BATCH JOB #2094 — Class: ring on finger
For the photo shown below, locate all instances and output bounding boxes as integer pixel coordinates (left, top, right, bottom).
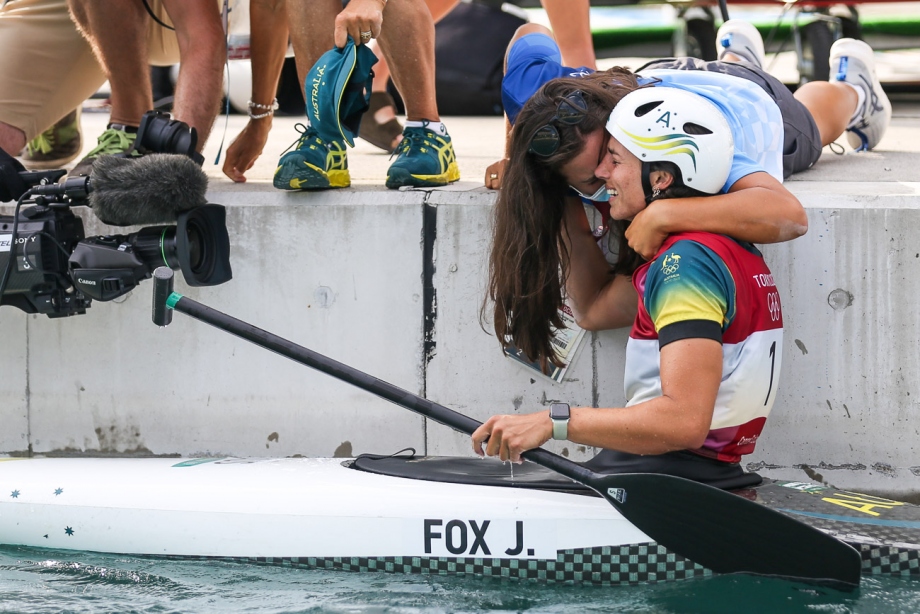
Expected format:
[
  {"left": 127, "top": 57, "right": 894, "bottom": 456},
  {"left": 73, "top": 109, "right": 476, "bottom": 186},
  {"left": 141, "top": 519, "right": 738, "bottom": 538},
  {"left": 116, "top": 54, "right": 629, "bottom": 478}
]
[
  {"left": 490, "top": 173, "right": 498, "bottom": 180},
  {"left": 360, "top": 30, "right": 372, "bottom": 43}
]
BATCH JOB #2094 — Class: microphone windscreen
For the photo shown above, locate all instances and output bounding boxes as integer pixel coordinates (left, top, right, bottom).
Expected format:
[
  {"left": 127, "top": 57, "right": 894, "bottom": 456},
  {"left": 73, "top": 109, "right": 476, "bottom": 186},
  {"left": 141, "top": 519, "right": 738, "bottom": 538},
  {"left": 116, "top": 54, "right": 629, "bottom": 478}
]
[{"left": 89, "top": 154, "right": 208, "bottom": 226}]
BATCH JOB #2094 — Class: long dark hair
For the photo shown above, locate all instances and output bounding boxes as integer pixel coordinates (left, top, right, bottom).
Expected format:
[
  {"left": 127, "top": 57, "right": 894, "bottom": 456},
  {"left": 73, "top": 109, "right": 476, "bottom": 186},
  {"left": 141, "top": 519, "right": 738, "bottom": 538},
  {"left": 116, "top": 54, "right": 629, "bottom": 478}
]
[{"left": 484, "top": 69, "right": 641, "bottom": 370}]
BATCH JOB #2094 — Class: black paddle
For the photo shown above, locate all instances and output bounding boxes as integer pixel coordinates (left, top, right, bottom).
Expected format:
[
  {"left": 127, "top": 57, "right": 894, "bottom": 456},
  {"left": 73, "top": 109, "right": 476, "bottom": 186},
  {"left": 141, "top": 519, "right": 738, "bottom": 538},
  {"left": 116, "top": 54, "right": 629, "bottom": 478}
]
[{"left": 151, "top": 268, "right": 861, "bottom": 586}]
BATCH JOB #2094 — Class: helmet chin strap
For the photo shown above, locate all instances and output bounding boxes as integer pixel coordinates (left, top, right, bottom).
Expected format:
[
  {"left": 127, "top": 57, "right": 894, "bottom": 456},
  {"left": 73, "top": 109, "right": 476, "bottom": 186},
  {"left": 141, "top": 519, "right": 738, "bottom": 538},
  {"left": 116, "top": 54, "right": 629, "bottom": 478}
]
[{"left": 641, "top": 163, "right": 655, "bottom": 204}]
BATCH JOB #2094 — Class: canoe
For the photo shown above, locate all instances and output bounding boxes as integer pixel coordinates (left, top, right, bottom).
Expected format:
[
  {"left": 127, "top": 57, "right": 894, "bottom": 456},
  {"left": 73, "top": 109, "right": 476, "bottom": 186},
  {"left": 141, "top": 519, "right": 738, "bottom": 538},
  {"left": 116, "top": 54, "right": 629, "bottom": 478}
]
[{"left": 1, "top": 455, "right": 918, "bottom": 584}]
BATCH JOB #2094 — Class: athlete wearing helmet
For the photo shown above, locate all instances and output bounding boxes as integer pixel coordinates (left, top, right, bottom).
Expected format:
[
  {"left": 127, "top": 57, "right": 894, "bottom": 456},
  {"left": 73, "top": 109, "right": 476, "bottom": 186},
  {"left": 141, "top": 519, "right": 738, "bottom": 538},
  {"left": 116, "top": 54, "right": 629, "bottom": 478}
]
[
  {"left": 473, "top": 20, "right": 889, "bottom": 481},
  {"left": 604, "top": 87, "right": 735, "bottom": 203},
  {"left": 472, "top": 78, "right": 787, "bottom": 485}
]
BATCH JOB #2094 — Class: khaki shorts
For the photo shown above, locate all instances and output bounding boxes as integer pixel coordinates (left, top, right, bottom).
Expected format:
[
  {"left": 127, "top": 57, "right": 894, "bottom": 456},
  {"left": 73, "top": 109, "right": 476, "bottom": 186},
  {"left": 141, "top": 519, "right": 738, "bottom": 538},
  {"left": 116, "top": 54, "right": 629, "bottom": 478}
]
[{"left": 0, "top": 0, "right": 183, "bottom": 141}]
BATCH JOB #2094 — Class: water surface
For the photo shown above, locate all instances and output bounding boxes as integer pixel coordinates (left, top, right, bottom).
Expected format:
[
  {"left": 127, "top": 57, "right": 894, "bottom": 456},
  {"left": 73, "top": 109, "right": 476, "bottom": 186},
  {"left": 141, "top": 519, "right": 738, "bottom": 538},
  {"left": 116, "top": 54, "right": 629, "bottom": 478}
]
[{"left": 0, "top": 545, "right": 918, "bottom": 613}]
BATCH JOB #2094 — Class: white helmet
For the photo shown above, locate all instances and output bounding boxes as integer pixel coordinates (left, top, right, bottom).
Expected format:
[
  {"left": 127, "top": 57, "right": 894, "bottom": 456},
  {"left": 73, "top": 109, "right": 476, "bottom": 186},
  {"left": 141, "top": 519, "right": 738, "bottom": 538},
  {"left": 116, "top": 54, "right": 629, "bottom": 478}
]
[{"left": 605, "top": 87, "right": 734, "bottom": 195}]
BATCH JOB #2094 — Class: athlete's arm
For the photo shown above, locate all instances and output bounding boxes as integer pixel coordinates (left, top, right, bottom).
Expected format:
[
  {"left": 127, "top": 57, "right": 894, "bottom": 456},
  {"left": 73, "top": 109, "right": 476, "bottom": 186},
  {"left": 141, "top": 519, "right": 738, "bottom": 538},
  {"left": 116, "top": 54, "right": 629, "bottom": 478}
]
[
  {"left": 624, "top": 171, "right": 808, "bottom": 260},
  {"left": 484, "top": 115, "right": 512, "bottom": 189},
  {"left": 222, "top": 0, "right": 289, "bottom": 182},
  {"left": 473, "top": 236, "right": 728, "bottom": 462},
  {"left": 471, "top": 337, "right": 722, "bottom": 462},
  {"left": 486, "top": 23, "right": 554, "bottom": 189},
  {"left": 560, "top": 196, "right": 637, "bottom": 331}
]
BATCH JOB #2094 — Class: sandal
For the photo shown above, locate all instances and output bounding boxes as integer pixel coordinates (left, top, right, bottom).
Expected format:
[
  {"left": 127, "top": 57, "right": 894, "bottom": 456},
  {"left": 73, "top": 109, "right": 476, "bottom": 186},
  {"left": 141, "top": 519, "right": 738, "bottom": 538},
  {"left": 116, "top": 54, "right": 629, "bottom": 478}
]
[{"left": 359, "top": 92, "right": 404, "bottom": 153}]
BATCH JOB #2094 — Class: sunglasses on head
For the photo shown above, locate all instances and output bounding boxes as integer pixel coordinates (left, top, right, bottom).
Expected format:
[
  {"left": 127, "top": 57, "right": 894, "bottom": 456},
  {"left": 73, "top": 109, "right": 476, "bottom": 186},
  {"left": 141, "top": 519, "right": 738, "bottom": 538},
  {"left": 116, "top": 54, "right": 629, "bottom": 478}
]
[{"left": 527, "top": 90, "right": 589, "bottom": 157}]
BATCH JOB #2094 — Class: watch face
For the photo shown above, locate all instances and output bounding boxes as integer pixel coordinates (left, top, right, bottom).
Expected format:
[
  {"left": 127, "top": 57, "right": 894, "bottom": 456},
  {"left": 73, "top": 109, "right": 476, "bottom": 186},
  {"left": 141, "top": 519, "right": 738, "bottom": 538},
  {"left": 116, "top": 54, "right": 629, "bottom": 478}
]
[{"left": 549, "top": 403, "right": 570, "bottom": 420}]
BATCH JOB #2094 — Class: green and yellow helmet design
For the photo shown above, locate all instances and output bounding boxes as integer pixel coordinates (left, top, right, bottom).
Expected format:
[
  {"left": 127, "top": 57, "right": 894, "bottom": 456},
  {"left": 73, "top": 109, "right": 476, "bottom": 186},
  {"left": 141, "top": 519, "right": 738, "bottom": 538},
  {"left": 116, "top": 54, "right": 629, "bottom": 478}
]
[{"left": 605, "top": 87, "right": 734, "bottom": 195}]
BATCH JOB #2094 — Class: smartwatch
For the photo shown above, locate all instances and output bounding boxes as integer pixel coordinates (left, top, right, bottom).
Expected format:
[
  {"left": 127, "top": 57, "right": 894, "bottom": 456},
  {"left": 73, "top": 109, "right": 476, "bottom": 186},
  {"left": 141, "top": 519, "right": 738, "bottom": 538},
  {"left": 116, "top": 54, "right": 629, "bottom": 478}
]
[{"left": 549, "top": 402, "right": 570, "bottom": 440}]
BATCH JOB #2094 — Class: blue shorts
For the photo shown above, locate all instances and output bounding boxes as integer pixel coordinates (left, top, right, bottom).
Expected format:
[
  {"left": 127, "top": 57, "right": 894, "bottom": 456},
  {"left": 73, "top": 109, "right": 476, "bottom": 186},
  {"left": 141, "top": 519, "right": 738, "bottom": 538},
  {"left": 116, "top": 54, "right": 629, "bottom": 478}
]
[{"left": 501, "top": 33, "right": 592, "bottom": 125}]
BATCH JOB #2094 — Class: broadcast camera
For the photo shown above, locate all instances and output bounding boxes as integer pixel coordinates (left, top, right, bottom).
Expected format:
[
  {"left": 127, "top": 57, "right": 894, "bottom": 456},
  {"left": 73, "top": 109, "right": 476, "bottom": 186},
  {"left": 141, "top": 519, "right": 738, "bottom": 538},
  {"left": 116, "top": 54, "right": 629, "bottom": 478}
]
[{"left": 0, "top": 111, "right": 232, "bottom": 318}]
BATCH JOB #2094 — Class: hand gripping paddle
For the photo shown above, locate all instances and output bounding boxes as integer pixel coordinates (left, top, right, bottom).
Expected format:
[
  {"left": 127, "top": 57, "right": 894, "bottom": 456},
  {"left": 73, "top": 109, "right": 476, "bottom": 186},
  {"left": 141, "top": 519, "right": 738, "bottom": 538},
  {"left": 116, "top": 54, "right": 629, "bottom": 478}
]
[{"left": 152, "top": 268, "right": 861, "bottom": 586}]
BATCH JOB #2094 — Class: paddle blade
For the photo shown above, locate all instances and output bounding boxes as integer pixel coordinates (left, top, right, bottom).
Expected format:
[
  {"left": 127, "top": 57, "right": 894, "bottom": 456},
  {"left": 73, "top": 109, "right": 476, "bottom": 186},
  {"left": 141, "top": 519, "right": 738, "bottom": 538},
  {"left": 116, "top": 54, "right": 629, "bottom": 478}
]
[{"left": 594, "top": 473, "right": 861, "bottom": 586}]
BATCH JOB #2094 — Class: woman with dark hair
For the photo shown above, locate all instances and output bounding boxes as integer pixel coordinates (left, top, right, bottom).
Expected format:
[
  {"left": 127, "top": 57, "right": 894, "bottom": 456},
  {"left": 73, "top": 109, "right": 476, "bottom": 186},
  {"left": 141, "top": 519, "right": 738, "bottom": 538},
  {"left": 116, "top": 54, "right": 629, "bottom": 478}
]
[
  {"left": 486, "top": 20, "right": 890, "bottom": 261},
  {"left": 472, "top": 19, "right": 892, "bottom": 483},
  {"left": 472, "top": 80, "right": 788, "bottom": 487}
]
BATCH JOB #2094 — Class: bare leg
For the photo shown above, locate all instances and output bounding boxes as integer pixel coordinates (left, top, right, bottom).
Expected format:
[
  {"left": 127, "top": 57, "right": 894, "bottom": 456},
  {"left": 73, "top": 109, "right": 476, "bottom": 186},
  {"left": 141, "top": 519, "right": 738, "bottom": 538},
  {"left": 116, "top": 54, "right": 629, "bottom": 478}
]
[
  {"left": 368, "top": 40, "right": 390, "bottom": 94},
  {"left": 68, "top": 0, "right": 152, "bottom": 128},
  {"left": 794, "top": 81, "right": 858, "bottom": 146},
  {"left": 377, "top": 0, "right": 439, "bottom": 122},
  {"left": 286, "top": 0, "right": 339, "bottom": 88},
  {"left": 369, "top": 0, "right": 455, "bottom": 95},
  {"left": 0, "top": 122, "right": 26, "bottom": 156},
  {"left": 541, "top": 0, "right": 596, "bottom": 69},
  {"left": 365, "top": 0, "right": 456, "bottom": 146},
  {"left": 162, "top": 0, "right": 225, "bottom": 146}
]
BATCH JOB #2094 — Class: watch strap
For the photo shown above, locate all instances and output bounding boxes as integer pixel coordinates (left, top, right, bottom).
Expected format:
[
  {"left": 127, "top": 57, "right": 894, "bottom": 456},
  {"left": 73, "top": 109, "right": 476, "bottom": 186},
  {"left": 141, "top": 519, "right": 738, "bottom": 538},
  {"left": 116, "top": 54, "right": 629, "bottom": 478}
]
[{"left": 552, "top": 417, "right": 568, "bottom": 440}]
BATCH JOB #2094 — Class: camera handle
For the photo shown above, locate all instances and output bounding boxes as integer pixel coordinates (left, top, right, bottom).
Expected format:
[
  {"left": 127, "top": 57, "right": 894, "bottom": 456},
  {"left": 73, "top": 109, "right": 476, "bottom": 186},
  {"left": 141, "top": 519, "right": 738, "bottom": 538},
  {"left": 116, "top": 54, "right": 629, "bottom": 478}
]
[{"left": 152, "top": 267, "right": 174, "bottom": 326}]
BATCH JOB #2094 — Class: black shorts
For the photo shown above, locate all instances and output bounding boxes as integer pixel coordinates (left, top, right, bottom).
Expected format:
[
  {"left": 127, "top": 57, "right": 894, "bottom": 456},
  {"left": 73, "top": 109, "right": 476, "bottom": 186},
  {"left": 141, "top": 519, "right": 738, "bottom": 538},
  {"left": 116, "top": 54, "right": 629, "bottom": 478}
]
[{"left": 637, "top": 58, "right": 823, "bottom": 178}]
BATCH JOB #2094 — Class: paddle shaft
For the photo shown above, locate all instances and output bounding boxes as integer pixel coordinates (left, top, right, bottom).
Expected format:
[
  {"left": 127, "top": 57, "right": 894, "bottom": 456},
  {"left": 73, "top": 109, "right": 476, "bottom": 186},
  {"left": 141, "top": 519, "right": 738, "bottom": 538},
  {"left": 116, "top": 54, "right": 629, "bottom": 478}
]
[{"left": 164, "top": 290, "right": 595, "bottom": 484}]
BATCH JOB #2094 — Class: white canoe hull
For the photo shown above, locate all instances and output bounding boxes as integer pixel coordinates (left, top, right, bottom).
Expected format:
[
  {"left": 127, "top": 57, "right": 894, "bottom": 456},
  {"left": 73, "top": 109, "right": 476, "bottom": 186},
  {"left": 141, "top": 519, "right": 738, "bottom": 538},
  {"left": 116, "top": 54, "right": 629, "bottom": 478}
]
[
  {"left": 0, "top": 457, "right": 653, "bottom": 566},
  {"left": 5, "top": 456, "right": 920, "bottom": 583}
]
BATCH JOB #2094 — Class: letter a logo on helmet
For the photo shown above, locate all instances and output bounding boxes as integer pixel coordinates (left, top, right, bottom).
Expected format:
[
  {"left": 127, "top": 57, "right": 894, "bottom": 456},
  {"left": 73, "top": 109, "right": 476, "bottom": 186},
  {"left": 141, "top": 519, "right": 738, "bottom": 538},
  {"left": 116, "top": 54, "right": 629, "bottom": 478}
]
[{"left": 606, "top": 87, "right": 734, "bottom": 195}]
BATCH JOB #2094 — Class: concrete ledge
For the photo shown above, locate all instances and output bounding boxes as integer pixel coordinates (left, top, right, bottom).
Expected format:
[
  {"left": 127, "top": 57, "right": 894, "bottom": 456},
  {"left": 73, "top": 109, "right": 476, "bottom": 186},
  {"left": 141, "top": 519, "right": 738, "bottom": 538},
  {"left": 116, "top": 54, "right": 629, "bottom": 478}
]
[
  {"left": 3, "top": 102, "right": 920, "bottom": 498},
  {"left": 5, "top": 180, "right": 920, "bottom": 499}
]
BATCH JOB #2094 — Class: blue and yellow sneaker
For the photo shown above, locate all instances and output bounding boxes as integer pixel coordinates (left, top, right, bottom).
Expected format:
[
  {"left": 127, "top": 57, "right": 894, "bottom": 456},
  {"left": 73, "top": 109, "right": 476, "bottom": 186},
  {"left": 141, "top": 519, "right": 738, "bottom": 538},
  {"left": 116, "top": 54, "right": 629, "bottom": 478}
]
[
  {"left": 273, "top": 123, "right": 350, "bottom": 190},
  {"left": 385, "top": 123, "right": 460, "bottom": 189}
]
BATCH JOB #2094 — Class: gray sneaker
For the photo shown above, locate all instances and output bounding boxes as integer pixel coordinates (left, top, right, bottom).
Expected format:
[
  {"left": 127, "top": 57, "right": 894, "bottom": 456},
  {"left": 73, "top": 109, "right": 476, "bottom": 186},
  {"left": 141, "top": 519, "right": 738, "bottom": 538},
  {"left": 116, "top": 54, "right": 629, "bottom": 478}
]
[
  {"left": 716, "top": 19, "right": 765, "bottom": 69},
  {"left": 20, "top": 108, "right": 82, "bottom": 169},
  {"left": 829, "top": 38, "right": 891, "bottom": 151}
]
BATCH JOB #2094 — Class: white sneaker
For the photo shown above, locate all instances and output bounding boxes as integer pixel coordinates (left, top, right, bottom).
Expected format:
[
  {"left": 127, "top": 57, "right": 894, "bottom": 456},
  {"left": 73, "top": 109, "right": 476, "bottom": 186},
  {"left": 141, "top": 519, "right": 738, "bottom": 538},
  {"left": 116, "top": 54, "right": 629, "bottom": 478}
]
[
  {"left": 717, "top": 20, "right": 765, "bottom": 69},
  {"left": 829, "top": 37, "right": 891, "bottom": 151}
]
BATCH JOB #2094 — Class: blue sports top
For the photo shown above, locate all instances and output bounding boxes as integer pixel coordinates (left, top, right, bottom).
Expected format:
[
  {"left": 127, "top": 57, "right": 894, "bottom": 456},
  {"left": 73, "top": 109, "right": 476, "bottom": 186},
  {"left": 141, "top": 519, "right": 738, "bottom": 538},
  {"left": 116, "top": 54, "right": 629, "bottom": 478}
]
[{"left": 637, "top": 69, "right": 785, "bottom": 191}]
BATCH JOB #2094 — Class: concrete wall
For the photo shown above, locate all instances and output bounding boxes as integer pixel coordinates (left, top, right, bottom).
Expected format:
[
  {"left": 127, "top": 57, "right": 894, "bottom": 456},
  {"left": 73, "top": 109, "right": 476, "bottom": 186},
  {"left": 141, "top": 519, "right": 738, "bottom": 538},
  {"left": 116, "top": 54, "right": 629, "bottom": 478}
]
[
  {"left": 2, "top": 190, "right": 430, "bottom": 460},
  {"left": 3, "top": 181, "right": 920, "bottom": 498},
  {"left": 745, "top": 181, "right": 920, "bottom": 500}
]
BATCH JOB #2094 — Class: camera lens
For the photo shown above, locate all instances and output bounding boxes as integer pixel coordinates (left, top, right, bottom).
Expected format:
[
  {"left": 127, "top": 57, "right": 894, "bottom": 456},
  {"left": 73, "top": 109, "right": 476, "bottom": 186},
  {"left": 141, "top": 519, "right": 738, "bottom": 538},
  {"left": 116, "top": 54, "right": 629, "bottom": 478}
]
[
  {"left": 175, "top": 205, "right": 232, "bottom": 287},
  {"left": 116, "top": 205, "right": 231, "bottom": 287},
  {"left": 160, "top": 124, "right": 195, "bottom": 156},
  {"left": 185, "top": 221, "right": 204, "bottom": 271},
  {"left": 136, "top": 111, "right": 198, "bottom": 157},
  {"left": 127, "top": 226, "right": 178, "bottom": 270}
]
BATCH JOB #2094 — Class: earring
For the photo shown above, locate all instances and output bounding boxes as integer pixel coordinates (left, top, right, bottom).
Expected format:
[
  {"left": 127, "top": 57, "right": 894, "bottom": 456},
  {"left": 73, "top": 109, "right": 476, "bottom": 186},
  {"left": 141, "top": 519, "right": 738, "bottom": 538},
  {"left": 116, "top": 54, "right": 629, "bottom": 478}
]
[{"left": 652, "top": 187, "right": 661, "bottom": 199}]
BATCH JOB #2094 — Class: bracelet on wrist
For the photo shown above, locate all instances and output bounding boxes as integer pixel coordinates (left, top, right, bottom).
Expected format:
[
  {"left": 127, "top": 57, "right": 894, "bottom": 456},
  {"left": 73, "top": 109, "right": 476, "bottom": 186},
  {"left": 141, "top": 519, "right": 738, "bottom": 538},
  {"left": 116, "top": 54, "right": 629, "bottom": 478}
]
[{"left": 248, "top": 98, "right": 279, "bottom": 119}]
